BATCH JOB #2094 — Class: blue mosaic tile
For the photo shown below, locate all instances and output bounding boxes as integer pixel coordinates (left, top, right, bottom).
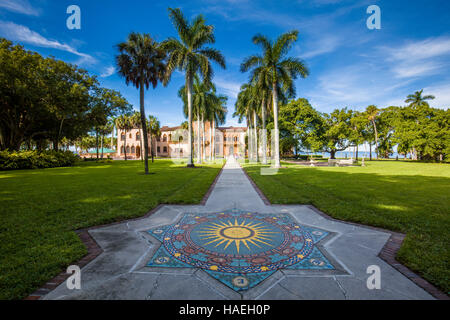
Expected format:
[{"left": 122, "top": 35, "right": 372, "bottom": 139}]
[{"left": 146, "top": 209, "right": 336, "bottom": 291}]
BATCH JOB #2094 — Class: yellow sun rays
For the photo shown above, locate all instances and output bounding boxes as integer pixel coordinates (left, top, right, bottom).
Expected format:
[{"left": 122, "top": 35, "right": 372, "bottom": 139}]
[{"left": 197, "top": 218, "right": 277, "bottom": 254}]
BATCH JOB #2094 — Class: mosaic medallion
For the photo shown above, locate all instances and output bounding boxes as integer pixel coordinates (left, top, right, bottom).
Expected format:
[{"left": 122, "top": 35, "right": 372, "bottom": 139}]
[{"left": 146, "top": 209, "right": 338, "bottom": 291}]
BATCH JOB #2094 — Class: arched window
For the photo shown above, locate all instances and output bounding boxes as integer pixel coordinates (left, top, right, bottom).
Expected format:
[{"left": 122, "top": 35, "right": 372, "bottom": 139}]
[
  {"left": 126, "top": 146, "right": 130, "bottom": 153},
  {"left": 121, "top": 134, "right": 125, "bottom": 141},
  {"left": 129, "top": 133, "right": 132, "bottom": 139},
  {"left": 157, "top": 146, "right": 161, "bottom": 153},
  {"left": 163, "top": 146, "right": 168, "bottom": 153},
  {"left": 163, "top": 135, "right": 167, "bottom": 142},
  {"left": 136, "top": 132, "right": 140, "bottom": 141},
  {"left": 179, "top": 136, "right": 183, "bottom": 143},
  {"left": 234, "top": 136, "right": 238, "bottom": 142},
  {"left": 131, "top": 146, "right": 135, "bottom": 154}
]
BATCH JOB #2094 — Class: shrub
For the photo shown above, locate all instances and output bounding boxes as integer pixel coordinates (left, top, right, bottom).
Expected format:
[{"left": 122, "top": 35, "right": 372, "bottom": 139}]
[{"left": 0, "top": 150, "right": 80, "bottom": 171}]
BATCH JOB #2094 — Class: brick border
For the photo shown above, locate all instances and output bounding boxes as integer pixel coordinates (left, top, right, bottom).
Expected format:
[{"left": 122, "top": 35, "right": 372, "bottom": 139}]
[
  {"left": 240, "top": 164, "right": 448, "bottom": 300},
  {"left": 25, "top": 162, "right": 225, "bottom": 300}
]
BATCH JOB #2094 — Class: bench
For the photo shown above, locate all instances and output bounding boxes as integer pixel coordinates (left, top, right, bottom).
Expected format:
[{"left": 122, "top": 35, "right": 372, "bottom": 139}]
[{"left": 328, "top": 159, "right": 357, "bottom": 167}]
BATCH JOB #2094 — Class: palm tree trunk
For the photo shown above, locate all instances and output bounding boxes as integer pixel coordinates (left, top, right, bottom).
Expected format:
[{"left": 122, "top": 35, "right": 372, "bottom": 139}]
[
  {"left": 262, "top": 97, "right": 267, "bottom": 164},
  {"left": 139, "top": 80, "right": 150, "bottom": 174},
  {"left": 212, "top": 120, "right": 216, "bottom": 161},
  {"left": 202, "top": 114, "right": 205, "bottom": 162},
  {"left": 197, "top": 111, "right": 201, "bottom": 164},
  {"left": 101, "top": 134, "right": 104, "bottom": 159},
  {"left": 186, "top": 75, "right": 194, "bottom": 167},
  {"left": 253, "top": 110, "right": 258, "bottom": 163},
  {"left": 369, "top": 143, "right": 372, "bottom": 161},
  {"left": 272, "top": 82, "right": 281, "bottom": 168},
  {"left": 209, "top": 120, "right": 212, "bottom": 162},
  {"left": 96, "top": 128, "right": 99, "bottom": 160},
  {"left": 248, "top": 122, "right": 253, "bottom": 162},
  {"left": 372, "top": 120, "right": 378, "bottom": 160},
  {"left": 150, "top": 133, "right": 154, "bottom": 163},
  {"left": 111, "top": 125, "right": 114, "bottom": 151}
]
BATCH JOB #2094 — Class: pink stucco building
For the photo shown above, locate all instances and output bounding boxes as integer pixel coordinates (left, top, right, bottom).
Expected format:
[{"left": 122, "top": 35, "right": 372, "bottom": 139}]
[{"left": 116, "top": 121, "right": 247, "bottom": 159}]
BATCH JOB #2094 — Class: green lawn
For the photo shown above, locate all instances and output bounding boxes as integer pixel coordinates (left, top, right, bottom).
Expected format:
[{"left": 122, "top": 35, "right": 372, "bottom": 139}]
[
  {"left": 242, "top": 160, "right": 450, "bottom": 293},
  {"left": 0, "top": 160, "right": 223, "bottom": 300}
]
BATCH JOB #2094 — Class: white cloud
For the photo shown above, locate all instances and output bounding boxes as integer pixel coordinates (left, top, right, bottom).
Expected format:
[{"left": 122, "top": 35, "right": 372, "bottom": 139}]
[
  {"left": 424, "top": 83, "right": 450, "bottom": 109},
  {"left": 0, "top": 21, "right": 96, "bottom": 64},
  {"left": 100, "top": 66, "right": 116, "bottom": 78},
  {"left": 298, "top": 35, "right": 341, "bottom": 59},
  {"left": 214, "top": 78, "right": 241, "bottom": 99},
  {"left": 0, "top": 0, "right": 39, "bottom": 16},
  {"left": 381, "top": 36, "right": 450, "bottom": 79}
]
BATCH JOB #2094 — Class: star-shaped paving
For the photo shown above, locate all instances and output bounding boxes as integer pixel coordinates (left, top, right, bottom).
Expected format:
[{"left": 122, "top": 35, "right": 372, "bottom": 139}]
[{"left": 146, "top": 209, "right": 344, "bottom": 291}]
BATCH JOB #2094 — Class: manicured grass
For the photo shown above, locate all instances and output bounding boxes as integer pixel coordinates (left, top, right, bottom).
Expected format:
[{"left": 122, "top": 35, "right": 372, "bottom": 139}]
[
  {"left": 0, "top": 160, "right": 223, "bottom": 300},
  {"left": 242, "top": 160, "right": 450, "bottom": 293}
]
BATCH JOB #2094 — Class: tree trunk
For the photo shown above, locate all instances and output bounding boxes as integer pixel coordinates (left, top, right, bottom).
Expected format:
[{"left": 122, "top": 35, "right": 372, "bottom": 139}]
[
  {"left": 212, "top": 120, "right": 216, "bottom": 161},
  {"left": 139, "top": 79, "right": 150, "bottom": 174},
  {"left": 262, "top": 97, "right": 267, "bottom": 164},
  {"left": 202, "top": 114, "right": 205, "bottom": 162},
  {"left": 101, "top": 134, "right": 104, "bottom": 159},
  {"left": 248, "top": 122, "right": 253, "bottom": 162},
  {"left": 369, "top": 143, "right": 372, "bottom": 161},
  {"left": 330, "top": 150, "right": 336, "bottom": 159},
  {"left": 209, "top": 120, "right": 212, "bottom": 162},
  {"left": 272, "top": 82, "right": 280, "bottom": 168},
  {"left": 253, "top": 110, "right": 258, "bottom": 163},
  {"left": 197, "top": 111, "right": 201, "bottom": 164},
  {"left": 372, "top": 120, "right": 378, "bottom": 160},
  {"left": 150, "top": 133, "right": 154, "bottom": 163},
  {"left": 356, "top": 145, "right": 359, "bottom": 160},
  {"left": 96, "top": 129, "right": 99, "bottom": 160},
  {"left": 186, "top": 75, "right": 194, "bottom": 167}
]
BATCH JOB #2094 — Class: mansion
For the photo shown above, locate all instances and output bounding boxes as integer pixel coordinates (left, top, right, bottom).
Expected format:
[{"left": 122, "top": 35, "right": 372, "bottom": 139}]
[{"left": 117, "top": 121, "right": 247, "bottom": 159}]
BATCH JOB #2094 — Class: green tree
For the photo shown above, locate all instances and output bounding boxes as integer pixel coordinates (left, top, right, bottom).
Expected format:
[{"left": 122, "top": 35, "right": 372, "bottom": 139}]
[
  {"left": 405, "top": 89, "right": 435, "bottom": 108},
  {"left": 163, "top": 8, "right": 226, "bottom": 167},
  {"left": 322, "top": 108, "right": 353, "bottom": 159},
  {"left": 241, "top": 30, "right": 309, "bottom": 167},
  {"left": 116, "top": 33, "right": 166, "bottom": 174},
  {"left": 365, "top": 105, "right": 379, "bottom": 159}
]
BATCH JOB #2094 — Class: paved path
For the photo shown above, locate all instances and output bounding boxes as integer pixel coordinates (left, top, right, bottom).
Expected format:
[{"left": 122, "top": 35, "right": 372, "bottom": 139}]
[{"left": 43, "top": 158, "right": 434, "bottom": 300}]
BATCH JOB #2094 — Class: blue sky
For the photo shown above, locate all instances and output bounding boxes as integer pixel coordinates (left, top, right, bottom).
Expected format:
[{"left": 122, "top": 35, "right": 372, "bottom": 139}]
[{"left": 0, "top": 0, "right": 449, "bottom": 128}]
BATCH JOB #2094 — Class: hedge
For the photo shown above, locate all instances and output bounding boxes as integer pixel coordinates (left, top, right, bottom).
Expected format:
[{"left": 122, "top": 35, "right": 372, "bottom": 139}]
[{"left": 0, "top": 150, "right": 80, "bottom": 170}]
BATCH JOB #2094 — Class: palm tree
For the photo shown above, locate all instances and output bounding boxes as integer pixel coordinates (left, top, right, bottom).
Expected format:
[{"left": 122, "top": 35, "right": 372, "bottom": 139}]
[
  {"left": 366, "top": 105, "right": 379, "bottom": 159},
  {"left": 405, "top": 89, "right": 435, "bottom": 108},
  {"left": 116, "top": 33, "right": 166, "bottom": 174},
  {"left": 115, "top": 114, "right": 133, "bottom": 160},
  {"left": 241, "top": 30, "right": 309, "bottom": 168},
  {"left": 208, "top": 94, "right": 227, "bottom": 161},
  {"left": 148, "top": 115, "right": 160, "bottom": 163},
  {"left": 234, "top": 83, "right": 261, "bottom": 162},
  {"left": 163, "top": 8, "right": 226, "bottom": 167},
  {"left": 178, "top": 75, "right": 216, "bottom": 164}
]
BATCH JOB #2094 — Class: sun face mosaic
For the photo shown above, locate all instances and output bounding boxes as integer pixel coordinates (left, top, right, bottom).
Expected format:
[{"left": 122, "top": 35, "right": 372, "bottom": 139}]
[{"left": 146, "top": 209, "right": 337, "bottom": 291}]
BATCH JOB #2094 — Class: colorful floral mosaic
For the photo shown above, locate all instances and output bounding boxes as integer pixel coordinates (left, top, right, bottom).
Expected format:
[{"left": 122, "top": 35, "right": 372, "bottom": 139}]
[{"left": 147, "top": 209, "right": 336, "bottom": 291}]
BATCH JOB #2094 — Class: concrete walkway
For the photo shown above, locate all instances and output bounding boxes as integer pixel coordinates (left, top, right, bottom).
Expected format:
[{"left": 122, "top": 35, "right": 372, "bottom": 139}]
[{"left": 43, "top": 158, "right": 434, "bottom": 300}]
